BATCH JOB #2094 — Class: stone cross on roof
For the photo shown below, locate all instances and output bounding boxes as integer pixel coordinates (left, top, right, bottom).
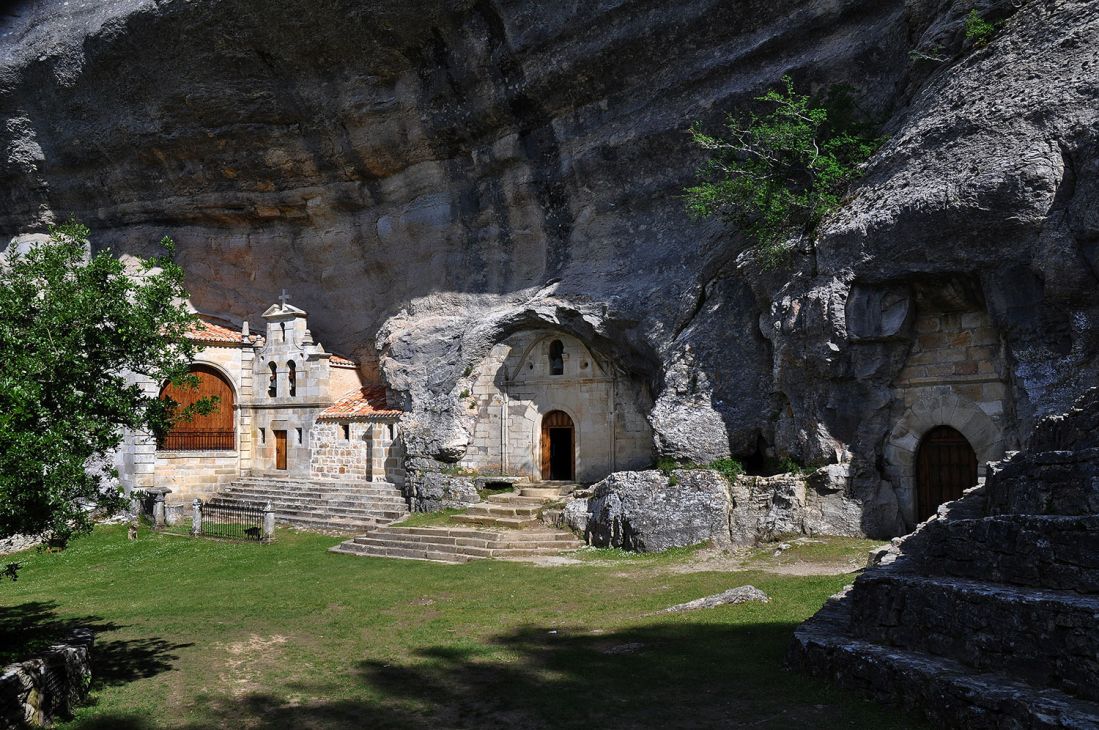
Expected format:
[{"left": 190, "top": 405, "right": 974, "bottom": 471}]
[{"left": 278, "top": 289, "right": 290, "bottom": 309}]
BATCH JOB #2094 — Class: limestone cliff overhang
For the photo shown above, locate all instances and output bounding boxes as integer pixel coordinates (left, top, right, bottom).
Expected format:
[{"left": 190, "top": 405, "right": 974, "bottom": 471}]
[{"left": 317, "top": 385, "right": 401, "bottom": 422}]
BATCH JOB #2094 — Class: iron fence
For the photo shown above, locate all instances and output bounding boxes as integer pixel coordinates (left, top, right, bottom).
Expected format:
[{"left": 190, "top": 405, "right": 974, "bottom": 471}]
[{"left": 193, "top": 499, "right": 272, "bottom": 542}]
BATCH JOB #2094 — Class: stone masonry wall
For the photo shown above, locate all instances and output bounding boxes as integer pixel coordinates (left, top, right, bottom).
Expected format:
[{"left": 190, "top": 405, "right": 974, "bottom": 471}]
[
  {"left": 463, "top": 330, "right": 652, "bottom": 483},
  {"left": 310, "top": 421, "right": 369, "bottom": 480}
]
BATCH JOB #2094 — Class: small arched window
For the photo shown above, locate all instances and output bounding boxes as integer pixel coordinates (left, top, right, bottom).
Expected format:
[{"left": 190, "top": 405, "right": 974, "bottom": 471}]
[
  {"left": 287, "top": 361, "right": 297, "bottom": 397},
  {"left": 280, "top": 322, "right": 286, "bottom": 343},
  {"left": 268, "top": 362, "right": 278, "bottom": 397},
  {"left": 549, "top": 340, "right": 564, "bottom": 375}
]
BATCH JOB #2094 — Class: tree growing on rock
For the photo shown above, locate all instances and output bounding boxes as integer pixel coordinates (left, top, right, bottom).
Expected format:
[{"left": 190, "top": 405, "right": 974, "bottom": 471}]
[
  {"left": 0, "top": 221, "right": 209, "bottom": 556},
  {"left": 686, "top": 76, "right": 882, "bottom": 268}
]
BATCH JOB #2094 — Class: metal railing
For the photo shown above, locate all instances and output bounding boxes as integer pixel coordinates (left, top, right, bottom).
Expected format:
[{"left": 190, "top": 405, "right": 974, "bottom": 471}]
[
  {"left": 159, "top": 431, "right": 235, "bottom": 451},
  {"left": 191, "top": 499, "right": 273, "bottom": 542}
]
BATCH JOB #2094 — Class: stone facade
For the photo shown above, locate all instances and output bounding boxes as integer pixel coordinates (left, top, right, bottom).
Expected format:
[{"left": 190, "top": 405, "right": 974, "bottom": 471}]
[
  {"left": 117, "top": 300, "right": 404, "bottom": 508},
  {"left": 462, "top": 330, "right": 653, "bottom": 483},
  {"left": 884, "top": 291, "right": 1015, "bottom": 528}
]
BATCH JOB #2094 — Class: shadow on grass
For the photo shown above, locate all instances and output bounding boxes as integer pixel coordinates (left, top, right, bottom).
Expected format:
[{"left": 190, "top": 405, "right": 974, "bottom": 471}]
[
  {"left": 0, "top": 601, "right": 190, "bottom": 695},
  {"left": 69, "top": 620, "right": 917, "bottom": 730}
]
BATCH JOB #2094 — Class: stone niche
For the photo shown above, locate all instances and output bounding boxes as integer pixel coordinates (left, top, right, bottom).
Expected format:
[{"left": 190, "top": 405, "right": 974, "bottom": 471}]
[
  {"left": 883, "top": 282, "right": 1016, "bottom": 529},
  {"left": 462, "top": 330, "right": 654, "bottom": 483}
]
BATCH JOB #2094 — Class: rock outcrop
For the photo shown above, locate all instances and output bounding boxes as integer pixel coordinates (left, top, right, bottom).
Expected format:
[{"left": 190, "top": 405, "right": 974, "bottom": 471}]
[
  {"left": 569, "top": 465, "right": 865, "bottom": 551},
  {"left": 2, "top": 0, "right": 1097, "bottom": 536},
  {"left": 789, "top": 388, "right": 1099, "bottom": 726}
]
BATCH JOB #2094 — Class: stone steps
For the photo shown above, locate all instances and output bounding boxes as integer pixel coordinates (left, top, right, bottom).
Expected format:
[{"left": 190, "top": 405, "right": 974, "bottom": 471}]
[
  {"left": 212, "top": 477, "right": 409, "bottom": 533},
  {"left": 790, "top": 596, "right": 1099, "bottom": 729},
  {"left": 451, "top": 514, "right": 541, "bottom": 528},
  {"left": 519, "top": 481, "right": 578, "bottom": 499},
  {"left": 897, "top": 514, "right": 1099, "bottom": 594},
  {"left": 329, "top": 524, "right": 584, "bottom": 563},
  {"left": 849, "top": 572, "right": 1099, "bottom": 701}
]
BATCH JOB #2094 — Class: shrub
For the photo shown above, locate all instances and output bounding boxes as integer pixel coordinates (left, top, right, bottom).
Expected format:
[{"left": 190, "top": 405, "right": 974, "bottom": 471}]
[
  {"left": 686, "top": 77, "right": 882, "bottom": 268},
  {"left": 963, "top": 9, "right": 996, "bottom": 47},
  {"left": 708, "top": 457, "right": 745, "bottom": 482}
]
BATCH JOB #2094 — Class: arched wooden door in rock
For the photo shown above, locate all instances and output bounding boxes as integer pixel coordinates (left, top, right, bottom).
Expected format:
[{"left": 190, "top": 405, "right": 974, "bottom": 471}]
[
  {"left": 540, "top": 411, "right": 575, "bottom": 481},
  {"left": 916, "top": 426, "right": 977, "bottom": 522}
]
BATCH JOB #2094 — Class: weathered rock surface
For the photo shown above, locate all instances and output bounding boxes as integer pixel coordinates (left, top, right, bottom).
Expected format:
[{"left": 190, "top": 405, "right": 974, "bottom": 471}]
[
  {"left": 405, "top": 471, "right": 479, "bottom": 512},
  {"left": 790, "top": 388, "right": 1099, "bottom": 724},
  {"left": 0, "top": 628, "right": 93, "bottom": 729},
  {"left": 660, "top": 585, "right": 770, "bottom": 614},
  {"left": 568, "top": 465, "right": 863, "bottom": 550},
  {"left": 1, "top": 0, "right": 1098, "bottom": 536},
  {"left": 583, "top": 470, "right": 732, "bottom": 553}
]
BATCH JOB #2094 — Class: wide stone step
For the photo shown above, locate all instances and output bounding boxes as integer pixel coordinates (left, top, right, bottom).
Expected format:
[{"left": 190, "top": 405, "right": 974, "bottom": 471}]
[
  {"left": 849, "top": 572, "right": 1099, "bottom": 701},
  {"left": 464, "top": 504, "right": 542, "bottom": 517},
  {"left": 485, "top": 494, "right": 547, "bottom": 506},
  {"left": 222, "top": 494, "right": 408, "bottom": 511},
  {"left": 223, "top": 486, "right": 405, "bottom": 500},
  {"left": 894, "top": 514, "right": 1099, "bottom": 594},
  {"left": 328, "top": 542, "right": 471, "bottom": 564},
  {"left": 275, "top": 515, "right": 390, "bottom": 532},
  {"left": 451, "top": 514, "right": 541, "bottom": 528},
  {"left": 789, "top": 595, "right": 1099, "bottom": 728},
  {"left": 353, "top": 533, "right": 580, "bottom": 552},
  {"left": 382, "top": 525, "right": 580, "bottom": 542},
  {"left": 351, "top": 536, "right": 575, "bottom": 559}
]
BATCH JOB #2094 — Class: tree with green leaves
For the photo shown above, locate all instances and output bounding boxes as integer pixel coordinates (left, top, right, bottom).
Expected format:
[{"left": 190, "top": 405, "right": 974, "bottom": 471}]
[
  {"left": 685, "top": 76, "right": 883, "bottom": 268},
  {"left": 0, "top": 221, "right": 208, "bottom": 556}
]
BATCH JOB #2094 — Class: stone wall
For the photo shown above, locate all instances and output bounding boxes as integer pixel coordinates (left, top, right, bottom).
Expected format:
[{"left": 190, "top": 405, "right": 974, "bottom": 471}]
[
  {"left": 0, "top": 629, "right": 92, "bottom": 729},
  {"left": 883, "top": 295, "right": 1013, "bottom": 527},
  {"left": 153, "top": 451, "right": 241, "bottom": 504},
  {"left": 463, "top": 330, "right": 653, "bottom": 483},
  {"left": 309, "top": 421, "right": 370, "bottom": 480}
]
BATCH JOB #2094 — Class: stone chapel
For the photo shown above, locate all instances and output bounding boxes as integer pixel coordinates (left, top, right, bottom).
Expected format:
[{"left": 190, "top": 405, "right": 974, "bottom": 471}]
[{"left": 116, "top": 297, "right": 405, "bottom": 513}]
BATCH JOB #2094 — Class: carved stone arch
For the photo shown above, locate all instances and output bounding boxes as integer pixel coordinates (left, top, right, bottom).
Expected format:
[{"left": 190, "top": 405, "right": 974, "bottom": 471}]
[
  {"left": 884, "top": 388, "right": 1005, "bottom": 528},
  {"left": 187, "top": 357, "right": 241, "bottom": 398}
]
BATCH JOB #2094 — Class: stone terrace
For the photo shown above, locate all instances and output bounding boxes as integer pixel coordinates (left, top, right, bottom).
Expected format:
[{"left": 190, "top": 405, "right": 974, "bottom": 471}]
[{"left": 789, "top": 388, "right": 1099, "bottom": 727}]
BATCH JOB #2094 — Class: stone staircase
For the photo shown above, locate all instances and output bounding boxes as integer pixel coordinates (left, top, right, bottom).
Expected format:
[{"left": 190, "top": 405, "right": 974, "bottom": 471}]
[
  {"left": 330, "top": 481, "right": 583, "bottom": 563},
  {"left": 451, "top": 481, "right": 578, "bottom": 528},
  {"left": 329, "top": 525, "right": 584, "bottom": 563},
  {"left": 212, "top": 476, "right": 409, "bottom": 533},
  {"left": 789, "top": 388, "right": 1099, "bottom": 727}
]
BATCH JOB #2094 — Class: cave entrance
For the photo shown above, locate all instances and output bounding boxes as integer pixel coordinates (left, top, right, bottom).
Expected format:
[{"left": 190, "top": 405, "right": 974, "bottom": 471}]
[
  {"left": 916, "top": 426, "right": 977, "bottom": 522},
  {"left": 540, "top": 411, "right": 575, "bottom": 481}
]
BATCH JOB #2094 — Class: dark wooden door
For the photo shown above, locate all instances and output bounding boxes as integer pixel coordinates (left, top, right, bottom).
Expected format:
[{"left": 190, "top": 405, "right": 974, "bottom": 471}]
[
  {"left": 540, "top": 411, "right": 574, "bottom": 480},
  {"left": 916, "top": 426, "right": 977, "bottom": 522},
  {"left": 274, "top": 430, "right": 288, "bottom": 471}
]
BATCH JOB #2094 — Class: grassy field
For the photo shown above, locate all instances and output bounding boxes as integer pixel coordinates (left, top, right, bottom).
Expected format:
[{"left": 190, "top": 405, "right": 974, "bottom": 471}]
[{"left": 0, "top": 526, "right": 926, "bottom": 729}]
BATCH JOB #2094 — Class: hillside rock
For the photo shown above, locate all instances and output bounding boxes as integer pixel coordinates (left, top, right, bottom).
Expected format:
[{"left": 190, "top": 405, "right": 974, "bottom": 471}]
[{"left": 1, "top": 0, "right": 1097, "bottom": 537}]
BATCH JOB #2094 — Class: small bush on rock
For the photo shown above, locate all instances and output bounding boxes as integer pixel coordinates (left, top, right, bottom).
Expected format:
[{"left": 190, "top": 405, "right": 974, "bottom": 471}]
[{"left": 963, "top": 9, "right": 996, "bottom": 47}]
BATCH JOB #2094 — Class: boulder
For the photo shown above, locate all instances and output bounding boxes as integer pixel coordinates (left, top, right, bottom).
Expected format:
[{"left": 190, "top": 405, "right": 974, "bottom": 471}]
[{"left": 584, "top": 470, "right": 732, "bottom": 552}]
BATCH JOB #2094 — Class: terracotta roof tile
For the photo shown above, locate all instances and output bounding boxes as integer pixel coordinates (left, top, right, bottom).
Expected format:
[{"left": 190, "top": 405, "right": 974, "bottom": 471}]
[
  {"left": 187, "top": 319, "right": 245, "bottom": 345},
  {"left": 318, "top": 385, "right": 401, "bottom": 420},
  {"left": 329, "top": 354, "right": 357, "bottom": 367}
]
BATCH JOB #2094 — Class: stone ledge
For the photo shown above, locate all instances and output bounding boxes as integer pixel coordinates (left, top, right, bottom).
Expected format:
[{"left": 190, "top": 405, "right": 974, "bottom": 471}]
[{"left": 0, "top": 629, "right": 93, "bottom": 729}]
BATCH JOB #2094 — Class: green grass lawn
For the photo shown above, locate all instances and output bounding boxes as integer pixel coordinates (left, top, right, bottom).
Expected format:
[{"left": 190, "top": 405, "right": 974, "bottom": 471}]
[{"left": 0, "top": 526, "right": 925, "bottom": 729}]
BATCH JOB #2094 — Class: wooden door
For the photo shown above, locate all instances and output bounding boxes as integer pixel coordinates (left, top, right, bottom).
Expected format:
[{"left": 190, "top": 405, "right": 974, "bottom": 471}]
[
  {"left": 274, "top": 430, "right": 288, "bottom": 471},
  {"left": 159, "top": 365, "right": 235, "bottom": 450},
  {"left": 540, "top": 411, "right": 575, "bottom": 481},
  {"left": 916, "top": 426, "right": 977, "bottom": 522}
]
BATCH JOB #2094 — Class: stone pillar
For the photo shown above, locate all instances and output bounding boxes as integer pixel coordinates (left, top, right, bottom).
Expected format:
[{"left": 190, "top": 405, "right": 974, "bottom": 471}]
[
  {"left": 263, "top": 502, "right": 275, "bottom": 542},
  {"left": 148, "top": 488, "right": 172, "bottom": 529},
  {"left": 191, "top": 499, "right": 202, "bottom": 536}
]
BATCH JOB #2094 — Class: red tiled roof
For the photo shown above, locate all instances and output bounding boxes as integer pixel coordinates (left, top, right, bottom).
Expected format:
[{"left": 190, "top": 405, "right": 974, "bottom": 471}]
[
  {"left": 329, "top": 354, "right": 357, "bottom": 367},
  {"left": 187, "top": 319, "right": 245, "bottom": 345},
  {"left": 318, "top": 385, "right": 401, "bottom": 420}
]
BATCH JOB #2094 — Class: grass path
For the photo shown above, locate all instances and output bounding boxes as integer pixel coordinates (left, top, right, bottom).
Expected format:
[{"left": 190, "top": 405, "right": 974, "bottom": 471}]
[{"left": 0, "top": 526, "right": 925, "bottom": 729}]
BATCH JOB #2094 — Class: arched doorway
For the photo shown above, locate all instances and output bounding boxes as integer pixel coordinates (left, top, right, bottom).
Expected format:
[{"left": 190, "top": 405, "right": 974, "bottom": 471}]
[
  {"left": 159, "top": 365, "right": 236, "bottom": 451},
  {"left": 540, "top": 411, "right": 575, "bottom": 481},
  {"left": 915, "top": 426, "right": 977, "bottom": 522}
]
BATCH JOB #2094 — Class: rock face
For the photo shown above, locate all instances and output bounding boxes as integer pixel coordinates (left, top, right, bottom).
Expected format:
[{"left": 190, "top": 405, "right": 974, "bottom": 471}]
[
  {"left": 571, "top": 465, "right": 864, "bottom": 551},
  {"left": 2, "top": 0, "right": 1098, "bottom": 537},
  {"left": 583, "top": 470, "right": 732, "bottom": 552},
  {"left": 789, "top": 388, "right": 1099, "bottom": 725},
  {"left": 405, "top": 471, "right": 480, "bottom": 512}
]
